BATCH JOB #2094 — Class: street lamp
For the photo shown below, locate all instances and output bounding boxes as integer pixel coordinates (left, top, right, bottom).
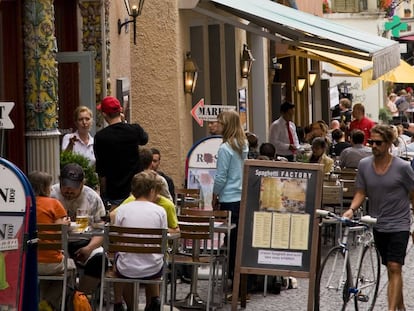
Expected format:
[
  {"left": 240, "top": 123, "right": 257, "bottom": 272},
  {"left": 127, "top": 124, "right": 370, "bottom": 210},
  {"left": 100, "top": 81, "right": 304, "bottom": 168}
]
[
  {"left": 240, "top": 44, "right": 255, "bottom": 78},
  {"left": 309, "top": 70, "right": 318, "bottom": 87},
  {"left": 118, "top": 0, "right": 145, "bottom": 45},
  {"left": 297, "top": 76, "right": 306, "bottom": 92},
  {"left": 183, "top": 52, "right": 199, "bottom": 94}
]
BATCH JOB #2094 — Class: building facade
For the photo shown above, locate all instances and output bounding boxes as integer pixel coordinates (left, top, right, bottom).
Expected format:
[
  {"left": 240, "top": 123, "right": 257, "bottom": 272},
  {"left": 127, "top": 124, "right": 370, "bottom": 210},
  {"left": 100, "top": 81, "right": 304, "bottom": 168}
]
[{"left": 0, "top": 0, "right": 399, "bottom": 188}]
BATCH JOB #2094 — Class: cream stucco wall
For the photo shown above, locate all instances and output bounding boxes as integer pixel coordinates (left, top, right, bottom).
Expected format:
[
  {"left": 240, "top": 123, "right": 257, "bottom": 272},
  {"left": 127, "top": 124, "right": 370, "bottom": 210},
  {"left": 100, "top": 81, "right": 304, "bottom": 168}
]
[
  {"left": 109, "top": 1, "right": 131, "bottom": 96},
  {"left": 126, "top": 0, "right": 192, "bottom": 189}
]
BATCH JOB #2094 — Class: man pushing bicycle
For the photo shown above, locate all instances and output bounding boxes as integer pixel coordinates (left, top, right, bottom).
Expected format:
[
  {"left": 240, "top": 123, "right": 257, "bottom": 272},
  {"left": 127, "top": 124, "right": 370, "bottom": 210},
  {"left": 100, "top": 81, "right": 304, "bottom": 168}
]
[{"left": 343, "top": 124, "right": 414, "bottom": 311}]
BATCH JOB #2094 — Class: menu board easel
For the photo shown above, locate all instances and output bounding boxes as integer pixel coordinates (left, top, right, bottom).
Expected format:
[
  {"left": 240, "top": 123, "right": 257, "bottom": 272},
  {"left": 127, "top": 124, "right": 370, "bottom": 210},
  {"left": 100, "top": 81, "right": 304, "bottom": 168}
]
[{"left": 231, "top": 160, "right": 324, "bottom": 311}]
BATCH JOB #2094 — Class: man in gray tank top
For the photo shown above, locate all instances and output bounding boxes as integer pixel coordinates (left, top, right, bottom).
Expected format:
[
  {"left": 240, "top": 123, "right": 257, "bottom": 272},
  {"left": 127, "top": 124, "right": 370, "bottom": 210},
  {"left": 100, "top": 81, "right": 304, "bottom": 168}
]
[{"left": 343, "top": 124, "right": 414, "bottom": 311}]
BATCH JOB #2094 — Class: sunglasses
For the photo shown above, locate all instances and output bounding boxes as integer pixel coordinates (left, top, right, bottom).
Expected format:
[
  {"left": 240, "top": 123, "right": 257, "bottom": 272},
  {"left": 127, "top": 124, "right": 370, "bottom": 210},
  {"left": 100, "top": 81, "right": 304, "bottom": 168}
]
[{"left": 367, "top": 139, "right": 384, "bottom": 146}]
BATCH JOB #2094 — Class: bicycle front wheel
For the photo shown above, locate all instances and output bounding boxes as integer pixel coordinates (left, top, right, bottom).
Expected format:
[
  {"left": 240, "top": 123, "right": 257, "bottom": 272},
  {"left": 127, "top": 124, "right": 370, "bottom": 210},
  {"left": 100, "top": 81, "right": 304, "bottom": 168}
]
[
  {"left": 354, "top": 245, "right": 380, "bottom": 311},
  {"left": 315, "top": 246, "right": 352, "bottom": 311}
]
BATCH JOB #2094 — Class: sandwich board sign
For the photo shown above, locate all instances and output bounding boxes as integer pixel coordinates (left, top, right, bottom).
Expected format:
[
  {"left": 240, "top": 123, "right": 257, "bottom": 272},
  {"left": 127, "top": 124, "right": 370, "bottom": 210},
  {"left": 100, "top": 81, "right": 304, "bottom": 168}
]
[
  {"left": 0, "top": 157, "right": 37, "bottom": 311},
  {"left": 186, "top": 135, "right": 222, "bottom": 209}
]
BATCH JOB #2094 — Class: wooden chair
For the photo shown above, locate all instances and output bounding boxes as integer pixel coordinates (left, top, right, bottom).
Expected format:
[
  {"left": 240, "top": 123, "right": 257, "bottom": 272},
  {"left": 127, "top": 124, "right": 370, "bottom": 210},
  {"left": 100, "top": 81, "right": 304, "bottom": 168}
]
[
  {"left": 175, "top": 188, "right": 201, "bottom": 214},
  {"left": 37, "top": 223, "right": 74, "bottom": 311},
  {"left": 173, "top": 215, "right": 217, "bottom": 310},
  {"left": 180, "top": 208, "right": 231, "bottom": 305},
  {"left": 341, "top": 179, "right": 356, "bottom": 202},
  {"left": 99, "top": 226, "right": 168, "bottom": 311},
  {"left": 337, "top": 168, "right": 358, "bottom": 181},
  {"left": 321, "top": 182, "right": 344, "bottom": 244}
]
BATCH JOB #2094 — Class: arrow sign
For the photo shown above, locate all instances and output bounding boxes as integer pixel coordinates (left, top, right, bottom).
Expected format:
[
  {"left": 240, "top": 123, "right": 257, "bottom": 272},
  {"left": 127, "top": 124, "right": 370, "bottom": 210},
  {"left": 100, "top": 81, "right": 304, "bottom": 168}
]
[
  {"left": 0, "top": 102, "right": 15, "bottom": 129},
  {"left": 191, "top": 98, "right": 236, "bottom": 126}
]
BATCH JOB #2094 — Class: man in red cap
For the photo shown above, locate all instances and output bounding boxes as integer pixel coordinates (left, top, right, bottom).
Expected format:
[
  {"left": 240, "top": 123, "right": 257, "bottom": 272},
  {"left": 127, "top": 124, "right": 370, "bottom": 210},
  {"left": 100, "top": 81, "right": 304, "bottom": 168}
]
[{"left": 94, "top": 96, "right": 148, "bottom": 211}]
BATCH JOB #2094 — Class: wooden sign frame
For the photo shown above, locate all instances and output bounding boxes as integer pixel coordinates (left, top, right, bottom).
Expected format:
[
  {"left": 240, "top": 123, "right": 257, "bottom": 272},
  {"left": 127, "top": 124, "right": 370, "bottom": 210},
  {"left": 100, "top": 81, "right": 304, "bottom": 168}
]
[{"left": 231, "top": 160, "right": 324, "bottom": 310}]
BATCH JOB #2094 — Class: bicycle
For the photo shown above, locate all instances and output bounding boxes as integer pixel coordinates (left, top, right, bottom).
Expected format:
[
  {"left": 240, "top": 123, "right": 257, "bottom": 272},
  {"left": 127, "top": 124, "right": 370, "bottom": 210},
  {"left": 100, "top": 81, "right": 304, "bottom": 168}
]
[{"left": 314, "top": 209, "right": 381, "bottom": 311}]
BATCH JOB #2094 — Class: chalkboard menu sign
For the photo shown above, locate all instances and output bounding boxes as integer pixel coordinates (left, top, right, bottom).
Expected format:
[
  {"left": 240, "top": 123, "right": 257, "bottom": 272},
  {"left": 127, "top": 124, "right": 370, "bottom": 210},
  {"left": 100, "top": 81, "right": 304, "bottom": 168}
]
[{"left": 231, "top": 160, "right": 324, "bottom": 311}]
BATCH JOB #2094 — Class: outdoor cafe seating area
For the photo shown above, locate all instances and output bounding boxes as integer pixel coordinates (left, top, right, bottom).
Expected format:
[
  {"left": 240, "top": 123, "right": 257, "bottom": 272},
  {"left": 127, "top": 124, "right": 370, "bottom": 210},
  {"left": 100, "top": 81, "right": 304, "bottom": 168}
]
[{"left": 37, "top": 188, "right": 235, "bottom": 311}]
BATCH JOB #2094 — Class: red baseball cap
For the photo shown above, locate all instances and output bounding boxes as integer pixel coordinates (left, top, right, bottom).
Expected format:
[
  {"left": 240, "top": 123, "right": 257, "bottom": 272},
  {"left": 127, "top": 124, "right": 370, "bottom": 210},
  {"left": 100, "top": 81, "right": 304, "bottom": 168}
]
[{"left": 97, "top": 96, "right": 122, "bottom": 114}]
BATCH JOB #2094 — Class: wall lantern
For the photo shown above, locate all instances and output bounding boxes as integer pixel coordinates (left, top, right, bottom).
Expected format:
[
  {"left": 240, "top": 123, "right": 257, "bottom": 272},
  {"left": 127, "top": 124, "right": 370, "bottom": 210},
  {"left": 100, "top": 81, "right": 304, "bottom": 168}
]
[
  {"left": 297, "top": 76, "right": 306, "bottom": 92},
  {"left": 309, "top": 70, "right": 318, "bottom": 87},
  {"left": 118, "top": 0, "right": 145, "bottom": 45},
  {"left": 183, "top": 52, "right": 199, "bottom": 94},
  {"left": 241, "top": 44, "right": 255, "bottom": 78}
]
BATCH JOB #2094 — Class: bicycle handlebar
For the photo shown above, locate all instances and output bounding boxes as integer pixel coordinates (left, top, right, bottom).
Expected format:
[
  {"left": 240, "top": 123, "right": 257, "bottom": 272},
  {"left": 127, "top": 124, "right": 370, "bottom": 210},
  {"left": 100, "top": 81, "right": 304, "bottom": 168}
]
[{"left": 316, "top": 209, "right": 377, "bottom": 226}]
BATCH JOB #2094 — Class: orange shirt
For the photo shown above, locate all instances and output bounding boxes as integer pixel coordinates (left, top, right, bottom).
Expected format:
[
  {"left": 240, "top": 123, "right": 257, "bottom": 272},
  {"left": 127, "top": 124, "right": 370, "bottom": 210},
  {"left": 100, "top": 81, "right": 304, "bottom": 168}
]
[{"left": 36, "top": 196, "right": 67, "bottom": 263}]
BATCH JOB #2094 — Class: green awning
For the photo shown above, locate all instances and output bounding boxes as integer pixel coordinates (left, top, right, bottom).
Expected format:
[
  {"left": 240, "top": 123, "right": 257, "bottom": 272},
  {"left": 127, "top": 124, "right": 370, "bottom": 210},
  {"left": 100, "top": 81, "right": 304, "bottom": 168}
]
[{"left": 194, "top": 0, "right": 400, "bottom": 79}]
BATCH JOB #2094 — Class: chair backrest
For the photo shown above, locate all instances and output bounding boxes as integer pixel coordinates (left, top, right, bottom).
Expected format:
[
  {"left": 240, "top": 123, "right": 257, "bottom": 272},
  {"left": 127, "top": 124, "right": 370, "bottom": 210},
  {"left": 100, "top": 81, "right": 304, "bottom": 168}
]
[
  {"left": 175, "top": 188, "right": 201, "bottom": 211},
  {"left": 177, "top": 215, "right": 215, "bottom": 257},
  {"left": 337, "top": 168, "right": 358, "bottom": 181},
  {"left": 105, "top": 226, "right": 168, "bottom": 255},
  {"left": 341, "top": 179, "right": 356, "bottom": 200},
  {"left": 180, "top": 209, "right": 230, "bottom": 253},
  {"left": 181, "top": 208, "right": 231, "bottom": 225},
  {"left": 37, "top": 223, "right": 70, "bottom": 311},
  {"left": 322, "top": 184, "right": 343, "bottom": 206},
  {"left": 37, "top": 223, "right": 69, "bottom": 251}
]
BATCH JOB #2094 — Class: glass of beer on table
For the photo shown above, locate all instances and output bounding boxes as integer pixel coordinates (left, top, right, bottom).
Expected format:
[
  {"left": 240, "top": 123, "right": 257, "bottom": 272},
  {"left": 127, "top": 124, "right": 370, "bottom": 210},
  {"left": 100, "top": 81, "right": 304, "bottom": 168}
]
[{"left": 76, "top": 209, "right": 89, "bottom": 231}]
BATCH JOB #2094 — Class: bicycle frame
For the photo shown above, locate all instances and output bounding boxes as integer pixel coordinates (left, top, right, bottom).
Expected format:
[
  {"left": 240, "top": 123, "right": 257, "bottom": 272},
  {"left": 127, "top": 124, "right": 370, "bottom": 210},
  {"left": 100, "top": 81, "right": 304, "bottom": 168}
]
[{"left": 315, "top": 210, "right": 379, "bottom": 311}]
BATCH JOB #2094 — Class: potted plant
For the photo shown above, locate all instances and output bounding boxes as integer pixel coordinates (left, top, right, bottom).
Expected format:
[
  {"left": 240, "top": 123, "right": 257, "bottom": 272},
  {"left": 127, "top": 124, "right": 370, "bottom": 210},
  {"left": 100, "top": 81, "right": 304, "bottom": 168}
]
[
  {"left": 60, "top": 151, "right": 98, "bottom": 189},
  {"left": 378, "top": 107, "right": 392, "bottom": 124}
]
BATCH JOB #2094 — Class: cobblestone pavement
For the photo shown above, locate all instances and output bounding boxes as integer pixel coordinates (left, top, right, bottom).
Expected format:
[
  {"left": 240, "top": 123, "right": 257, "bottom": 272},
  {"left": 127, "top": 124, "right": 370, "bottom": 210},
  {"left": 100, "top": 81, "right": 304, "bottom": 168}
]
[
  {"left": 168, "top": 235, "right": 414, "bottom": 310},
  {"left": 103, "top": 233, "right": 414, "bottom": 310}
]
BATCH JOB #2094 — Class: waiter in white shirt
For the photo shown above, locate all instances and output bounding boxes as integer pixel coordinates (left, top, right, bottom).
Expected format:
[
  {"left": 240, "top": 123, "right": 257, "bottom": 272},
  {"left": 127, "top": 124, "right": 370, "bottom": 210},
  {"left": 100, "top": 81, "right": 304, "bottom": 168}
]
[{"left": 269, "top": 101, "right": 300, "bottom": 161}]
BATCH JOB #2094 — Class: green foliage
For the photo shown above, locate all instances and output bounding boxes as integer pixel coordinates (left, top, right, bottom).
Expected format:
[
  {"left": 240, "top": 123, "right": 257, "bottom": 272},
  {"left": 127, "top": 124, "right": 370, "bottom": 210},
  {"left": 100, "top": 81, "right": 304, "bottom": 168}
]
[
  {"left": 60, "top": 151, "right": 98, "bottom": 189},
  {"left": 378, "top": 107, "right": 392, "bottom": 124}
]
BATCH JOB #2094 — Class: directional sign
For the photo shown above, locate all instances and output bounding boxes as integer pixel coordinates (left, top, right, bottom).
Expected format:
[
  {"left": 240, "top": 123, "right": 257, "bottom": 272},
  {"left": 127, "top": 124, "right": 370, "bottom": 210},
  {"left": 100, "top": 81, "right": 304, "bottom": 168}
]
[
  {"left": 191, "top": 98, "right": 236, "bottom": 126},
  {"left": 0, "top": 102, "right": 15, "bottom": 129}
]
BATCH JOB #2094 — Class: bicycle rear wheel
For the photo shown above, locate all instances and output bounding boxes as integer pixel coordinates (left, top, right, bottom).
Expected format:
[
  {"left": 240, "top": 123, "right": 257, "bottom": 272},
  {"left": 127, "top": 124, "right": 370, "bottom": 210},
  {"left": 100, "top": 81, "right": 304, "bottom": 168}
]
[
  {"left": 354, "top": 245, "right": 380, "bottom": 311},
  {"left": 315, "top": 246, "right": 352, "bottom": 311}
]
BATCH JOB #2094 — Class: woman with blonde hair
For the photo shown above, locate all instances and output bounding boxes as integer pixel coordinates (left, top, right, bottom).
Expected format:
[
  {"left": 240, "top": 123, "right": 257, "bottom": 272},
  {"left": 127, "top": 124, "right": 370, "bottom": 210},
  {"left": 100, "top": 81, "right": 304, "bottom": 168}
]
[
  {"left": 61, "top": 106, "right": 95, "bottom": 165},
  {"left": 212, "top": 110, "right": 248, "bottom": 283}
]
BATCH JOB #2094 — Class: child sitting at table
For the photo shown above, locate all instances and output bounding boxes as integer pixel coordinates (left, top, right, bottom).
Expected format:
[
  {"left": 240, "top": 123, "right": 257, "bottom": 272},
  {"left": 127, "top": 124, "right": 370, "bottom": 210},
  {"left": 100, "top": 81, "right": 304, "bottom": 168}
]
[
  {"left": 29, "top": 171, "right": 76, "bottom": 311},
  {"left": 112, "top": 171, "right": 168, "bottom": 311}
]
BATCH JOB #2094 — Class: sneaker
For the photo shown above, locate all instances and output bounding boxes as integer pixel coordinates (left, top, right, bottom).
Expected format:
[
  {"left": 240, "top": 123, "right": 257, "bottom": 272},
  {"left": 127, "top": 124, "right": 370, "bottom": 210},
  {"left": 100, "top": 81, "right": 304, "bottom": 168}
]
[
  {"left": 145, "top": 297, "right": 161, "bottom": 311},
  {"left": 113, "top": 302, "right": 125, "bottom": 311}
]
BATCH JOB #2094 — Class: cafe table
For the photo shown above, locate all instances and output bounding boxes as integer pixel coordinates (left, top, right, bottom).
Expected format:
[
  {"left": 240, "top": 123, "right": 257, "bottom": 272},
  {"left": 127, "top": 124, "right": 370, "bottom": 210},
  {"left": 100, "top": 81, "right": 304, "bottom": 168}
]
[{"left": 173, "top": 220, "right": 236, "bottom": 309}]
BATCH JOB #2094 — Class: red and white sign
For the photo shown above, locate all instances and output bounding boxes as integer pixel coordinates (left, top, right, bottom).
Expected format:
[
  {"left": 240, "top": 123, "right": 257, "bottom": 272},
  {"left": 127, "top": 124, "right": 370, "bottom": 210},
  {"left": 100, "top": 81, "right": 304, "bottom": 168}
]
[{"left": 190, "top": 98, "right": 236, "bottom": 126}]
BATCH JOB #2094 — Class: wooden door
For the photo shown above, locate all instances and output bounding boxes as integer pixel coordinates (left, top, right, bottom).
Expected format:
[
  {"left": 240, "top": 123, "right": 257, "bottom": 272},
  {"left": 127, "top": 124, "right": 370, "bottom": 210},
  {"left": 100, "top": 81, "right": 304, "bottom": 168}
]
[{"left": 0, "top": 0, "right": 25, "bottom": 170}]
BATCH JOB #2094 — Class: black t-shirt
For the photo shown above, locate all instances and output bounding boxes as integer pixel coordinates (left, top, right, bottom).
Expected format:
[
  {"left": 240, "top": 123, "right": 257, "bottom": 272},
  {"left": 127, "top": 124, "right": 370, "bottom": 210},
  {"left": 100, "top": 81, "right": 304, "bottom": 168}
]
[
  {"left": 94, "top": 122, "right": 148, "bottom": 201},
  {"left": 329, "top": 141, "right": 351, "bottom": 157},
  {"left": 340, "top": 110, "right": 352, "bottom": 124}
]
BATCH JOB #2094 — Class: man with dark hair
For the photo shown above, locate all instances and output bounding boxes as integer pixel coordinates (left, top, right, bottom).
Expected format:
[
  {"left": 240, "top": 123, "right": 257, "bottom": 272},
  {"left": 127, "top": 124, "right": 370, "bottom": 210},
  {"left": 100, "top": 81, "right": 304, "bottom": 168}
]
[
  {"left": 150, "top": 147, "right": 175, "bottom": 201},
  {"left": 94, "top": 96, "right": 148, "bottom": 210},
  {"left": 339, "top": 130, "right": 371, "bottom": 168},
  {"left": 329, "top": 129, "right": 351, "bottom": 157},
  {"left": 51, "top": 163, "right": 106, "bottom": 295},
  {"left": 259, "top": 143, "right": 276, "bottom": 160},
  {"left": 343, "top": 124, "right": 414, "bottom": 311},
  {"left": 269, "top": 101, "right": 300, "bottom": 161}
]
